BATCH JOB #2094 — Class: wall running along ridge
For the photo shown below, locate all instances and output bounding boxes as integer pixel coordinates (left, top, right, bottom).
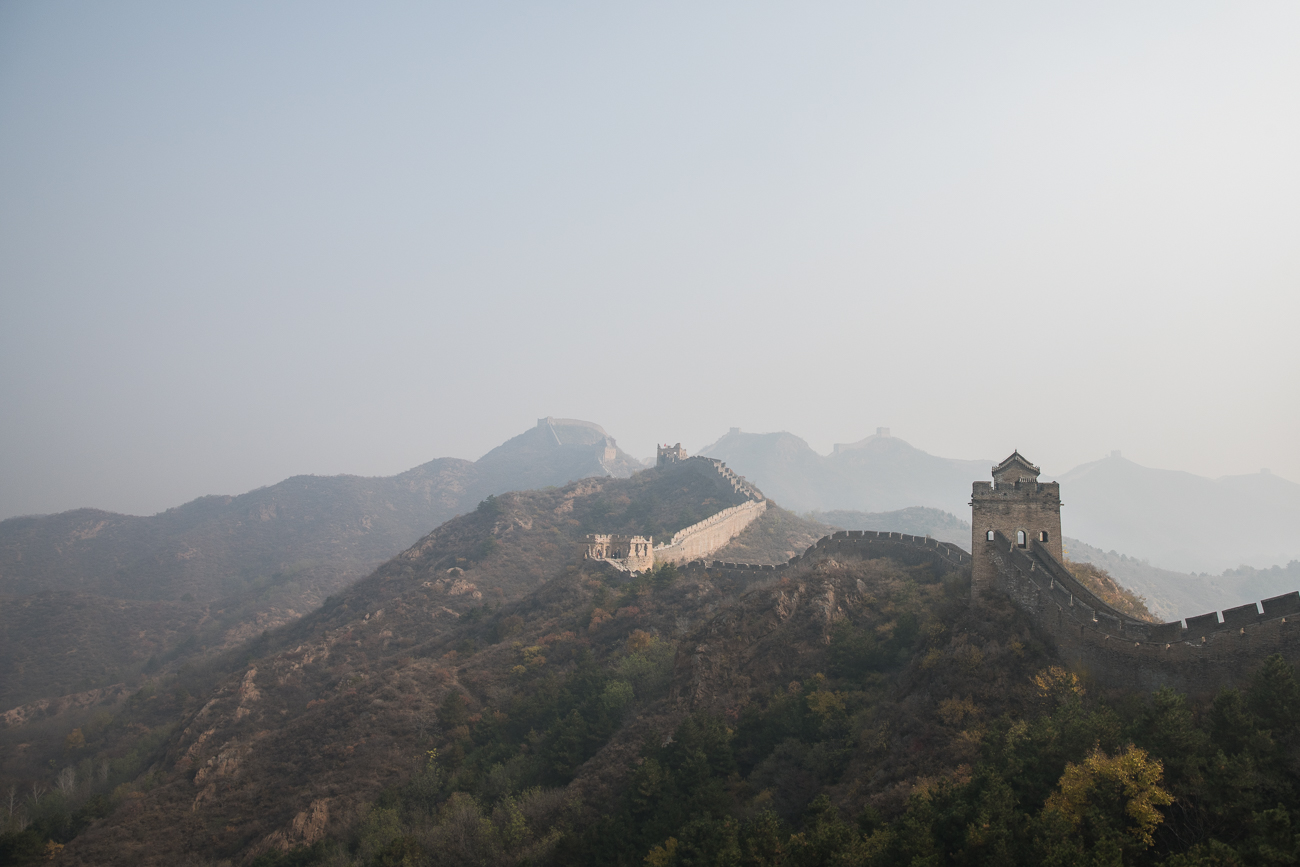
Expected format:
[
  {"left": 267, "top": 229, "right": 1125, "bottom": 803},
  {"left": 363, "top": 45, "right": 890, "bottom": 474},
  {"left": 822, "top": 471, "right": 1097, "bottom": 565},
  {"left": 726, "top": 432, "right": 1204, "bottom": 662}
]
[
  {"left": 981, "top": 529, "right": 1300, "bottom": 694},
  {"left": 655, "top": 529, "right": 971, "bottom": 577},
  {"left": 635, "top": 526, "right": 1300, "bottom": 696},
  {"left": 587, "top": 455, "right": 766, "bottom": 570},
  {"left": 652, "top": 500, "right": 768, "bottom": 566}
]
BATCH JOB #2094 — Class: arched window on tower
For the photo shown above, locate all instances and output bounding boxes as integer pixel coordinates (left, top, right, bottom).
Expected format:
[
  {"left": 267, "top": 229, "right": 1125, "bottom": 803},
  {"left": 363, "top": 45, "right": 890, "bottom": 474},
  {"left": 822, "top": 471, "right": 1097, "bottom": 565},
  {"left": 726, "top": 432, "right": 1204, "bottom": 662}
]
[
  {"left": 1016, "top": 530, "right": 1027, "bottom": 547},
  {"left": 986, "top": 530, "right": 995, "bottom": 541},
  {"left": 1039, "top": 530, "right": 1049, "bottom": 543}
]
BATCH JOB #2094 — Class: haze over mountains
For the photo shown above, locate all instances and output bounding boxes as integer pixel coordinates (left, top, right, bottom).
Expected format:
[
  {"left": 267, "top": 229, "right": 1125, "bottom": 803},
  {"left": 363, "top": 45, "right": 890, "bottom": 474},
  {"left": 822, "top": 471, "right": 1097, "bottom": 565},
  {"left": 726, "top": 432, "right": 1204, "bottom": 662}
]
[
  {"left": 0, "top": 461, "right": 911, "bottom": 864},
  {"left": 4, "top": 416, "right": 1300, "bottom": 864},
  {"left": 1055, "top": 454, "right": 1300, "bottom": 573},
  {"left": 0, "top": 418, "right": 640, "bottom": 602},
  {"left": 698, "top": 428, "right": 985, "bottom": 519},
  {"left": 6, "top": 415, "right": 1299, "bottom": 718},
  {"left": 0, "top": 418, "right": 644, "bottom": 708},
  {"left": 698, "top": 428, "right": 1300, "bottom": 575}
]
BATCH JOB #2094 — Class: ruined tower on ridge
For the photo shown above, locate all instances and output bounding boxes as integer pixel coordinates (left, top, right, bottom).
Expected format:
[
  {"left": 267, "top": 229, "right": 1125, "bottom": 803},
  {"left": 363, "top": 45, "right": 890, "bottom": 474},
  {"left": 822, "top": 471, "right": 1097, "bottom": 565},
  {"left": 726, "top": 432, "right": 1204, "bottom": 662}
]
[
  {"left": 971, "top": 451, "right": 1063, "bottom": 600},
  {"left": 656, "top": 443, "right": 687, "bottom": 467}
]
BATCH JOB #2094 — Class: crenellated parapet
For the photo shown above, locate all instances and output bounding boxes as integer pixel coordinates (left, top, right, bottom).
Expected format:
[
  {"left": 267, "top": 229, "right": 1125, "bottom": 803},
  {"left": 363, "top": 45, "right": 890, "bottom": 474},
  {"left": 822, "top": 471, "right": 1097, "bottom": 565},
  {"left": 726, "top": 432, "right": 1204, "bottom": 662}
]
[
  {"left": 986, "top": 524, "right": 1300, "bottom": 693},
  {"left": 587, "top": 448, "right": 766, "bottom": 573},
  {"left": 665, "top": 529, "right": 972, "bottom": 577},
  {"left": 674, "top": 455, "right": 764, "bottom": 501},
  {"left": 964, "top": 450, "right": 1300, "bottom": 691},
  {"left": 652, "top": 500, "right": 768, "bottom": 565},
  {"left": 585, "top": 534, "right": 655, "bottom": 572}
]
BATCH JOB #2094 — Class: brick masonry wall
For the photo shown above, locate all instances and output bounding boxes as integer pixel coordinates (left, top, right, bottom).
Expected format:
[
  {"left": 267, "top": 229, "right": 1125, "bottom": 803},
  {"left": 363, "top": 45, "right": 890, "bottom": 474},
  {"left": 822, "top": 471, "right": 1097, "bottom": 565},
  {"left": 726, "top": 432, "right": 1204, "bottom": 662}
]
[
  {"left": 971, "top": 480, "right": 1063, "bottom": 599},
  {"left": 663, "top": 529, "right": 1300, "bottom": 695},
  {"left": 984, "top": 533, "right": 1300, "bottom": 694},
  {"left": 653, "top": 500, "right": 768, "bottom": 565},
  {"left": 679, "top": 456, "right": 765, "bottom": 501},
  {"left": 671, "top": 529, "right": 972, "bottom": 577}
]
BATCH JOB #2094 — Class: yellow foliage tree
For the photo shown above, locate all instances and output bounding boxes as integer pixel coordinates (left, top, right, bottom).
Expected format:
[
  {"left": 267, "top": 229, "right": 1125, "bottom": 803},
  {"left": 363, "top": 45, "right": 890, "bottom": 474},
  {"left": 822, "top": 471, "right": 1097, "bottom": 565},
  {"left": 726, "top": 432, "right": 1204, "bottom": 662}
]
[
  {"left": 1033, "top": 666, "right": 1085, "bottom": 704},
  {"left": 63, "top": 728, "right": 86, "bottom": 753},
  {"left": 1044, "top": 744, "right": 1173, "bottom": 854},
  {"left": 806, "top": 689, "right": 846, "bottom": 720},
  {"left": 644, "top": 836, "right": 677, "bottom": 866}
]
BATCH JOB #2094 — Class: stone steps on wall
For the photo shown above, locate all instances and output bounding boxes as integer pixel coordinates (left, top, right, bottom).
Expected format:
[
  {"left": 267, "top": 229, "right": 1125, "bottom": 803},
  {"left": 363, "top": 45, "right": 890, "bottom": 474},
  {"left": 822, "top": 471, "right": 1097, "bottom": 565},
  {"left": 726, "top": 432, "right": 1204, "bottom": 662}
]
[{"left": 680, "top": 455, "right": 764, "bottom": 502}]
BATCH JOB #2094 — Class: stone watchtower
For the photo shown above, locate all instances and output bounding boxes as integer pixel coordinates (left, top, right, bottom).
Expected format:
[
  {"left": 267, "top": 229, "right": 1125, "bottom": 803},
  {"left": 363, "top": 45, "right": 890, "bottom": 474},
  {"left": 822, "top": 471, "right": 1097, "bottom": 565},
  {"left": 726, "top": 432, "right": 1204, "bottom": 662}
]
[
  {"left": 971, "top": 452, "right": 1063, "bottom": 600},
  {"left": 657, "top": 443, "right": 687, "bottom": 467}
]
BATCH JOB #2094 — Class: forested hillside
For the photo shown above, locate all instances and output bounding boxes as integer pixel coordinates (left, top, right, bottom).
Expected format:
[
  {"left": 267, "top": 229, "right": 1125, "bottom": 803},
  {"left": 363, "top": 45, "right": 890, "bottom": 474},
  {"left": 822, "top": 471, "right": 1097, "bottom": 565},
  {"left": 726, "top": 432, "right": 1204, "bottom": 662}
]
[
  {"left": 6, "top": 464, "right": 1300, "bottom": 866},
  {"left": 0, "top": 419, "right": 641, "bottom": 710}
]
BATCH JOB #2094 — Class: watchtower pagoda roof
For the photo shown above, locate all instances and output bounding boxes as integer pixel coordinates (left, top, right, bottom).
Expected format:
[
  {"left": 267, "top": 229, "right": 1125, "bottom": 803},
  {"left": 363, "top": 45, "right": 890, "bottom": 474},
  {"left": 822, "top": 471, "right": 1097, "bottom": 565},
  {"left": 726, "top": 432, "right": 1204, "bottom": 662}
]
[{"left": 991, "top": 451, "right": 1041, "bottom": 483}]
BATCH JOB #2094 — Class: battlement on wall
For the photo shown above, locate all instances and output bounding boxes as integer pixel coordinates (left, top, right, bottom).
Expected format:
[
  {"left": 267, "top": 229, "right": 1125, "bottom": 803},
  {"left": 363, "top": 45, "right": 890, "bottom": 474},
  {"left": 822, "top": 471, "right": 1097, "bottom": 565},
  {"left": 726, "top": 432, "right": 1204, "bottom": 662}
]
[
  {"left": 652, "top": 439, "right": 763, "bottom": 500},
  {"left": 653, "top": 499, "right": 767, "bottom": 566},
  {"left": 677, "top": 455, "right": 764, "bottom": 501},
  {"left": 967, "top": 449, "right": 1300, "bottom": 692},
  {"left": 585, "top": 534, "right": 654, "bottom": 572},
  {"left": 986, "top": 532, "right": 1300, "bottom": 693},
  {"left": 666, "top": 529, "right": 971, "bottom": 577},
  {"left": 584, "top": 452, "right": 767, "bottom": 572}
]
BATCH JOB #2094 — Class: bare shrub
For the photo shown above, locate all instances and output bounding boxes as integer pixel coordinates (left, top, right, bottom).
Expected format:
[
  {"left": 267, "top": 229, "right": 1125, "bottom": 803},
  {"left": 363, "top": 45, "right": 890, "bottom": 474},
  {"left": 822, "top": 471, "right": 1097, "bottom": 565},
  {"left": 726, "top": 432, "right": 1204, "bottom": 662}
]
[{"left": 56, "top": 766, "right": 77, "bottom": 798}]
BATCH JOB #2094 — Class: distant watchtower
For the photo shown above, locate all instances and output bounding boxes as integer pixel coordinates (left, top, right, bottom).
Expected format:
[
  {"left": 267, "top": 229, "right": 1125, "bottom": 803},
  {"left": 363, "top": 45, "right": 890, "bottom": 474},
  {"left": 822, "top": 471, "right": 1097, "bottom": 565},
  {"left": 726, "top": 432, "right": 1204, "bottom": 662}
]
[
  {"left": 657, "top": 443, "right": 687, "bottom": 467},
  {"left": 971, "top": 452, "right": 1063, "bottom": 600}
]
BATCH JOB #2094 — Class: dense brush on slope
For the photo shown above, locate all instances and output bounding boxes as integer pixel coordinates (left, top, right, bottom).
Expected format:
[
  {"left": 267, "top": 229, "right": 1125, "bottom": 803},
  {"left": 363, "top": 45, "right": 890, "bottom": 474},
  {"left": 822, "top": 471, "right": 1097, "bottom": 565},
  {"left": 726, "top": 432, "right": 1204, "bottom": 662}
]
[
  {"left": 0, "top": 419, "right": 642, "bottom": 712},
  {"left": 1, "top": 464, "right": 757, "bottom": 864},
  {"left": 1065, "top": 559, "right": 1155, "bottom": 622},
  {"left": 11, "top": 465, "right": 1300, "bottom": 865}
]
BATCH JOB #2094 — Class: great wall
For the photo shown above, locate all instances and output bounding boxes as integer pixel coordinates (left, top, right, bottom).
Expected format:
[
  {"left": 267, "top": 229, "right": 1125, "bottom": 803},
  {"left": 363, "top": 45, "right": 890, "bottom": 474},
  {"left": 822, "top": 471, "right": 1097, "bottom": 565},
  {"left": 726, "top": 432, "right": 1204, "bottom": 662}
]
[
  {"left": 584, "top": 446, "right": 768, "bottom": 572},
  {"left": 652, "top": 500, "right": 768, "bottom": 566},
  {"left": 588, "top": 443, "right": 1300, "bottom": 694}
]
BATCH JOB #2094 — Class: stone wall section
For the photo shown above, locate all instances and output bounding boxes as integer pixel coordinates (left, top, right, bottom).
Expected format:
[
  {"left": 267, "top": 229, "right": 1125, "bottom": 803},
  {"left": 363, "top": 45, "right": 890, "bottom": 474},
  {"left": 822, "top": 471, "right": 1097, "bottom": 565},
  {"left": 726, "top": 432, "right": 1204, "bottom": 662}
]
[
  {"left": 984, "top": 529, "right": 1300, "bottom": 694},
  {"left": 653, "top": 500, "right": 768, "bottom": 566},
  {"left": 677, "top": 455, "right": 764, "bottom": 501},
  {"left": 669, "top": 529, "right": 972, "bottom": 577},
  {"left": 659, "top": 526, "right": 1300, "bottom": 695},
  {"left": 585, "top": 454, "right": 764, "bottom": 571},
  {"left": 971, "top": 479, "right": 1063, "bottom": 599}
]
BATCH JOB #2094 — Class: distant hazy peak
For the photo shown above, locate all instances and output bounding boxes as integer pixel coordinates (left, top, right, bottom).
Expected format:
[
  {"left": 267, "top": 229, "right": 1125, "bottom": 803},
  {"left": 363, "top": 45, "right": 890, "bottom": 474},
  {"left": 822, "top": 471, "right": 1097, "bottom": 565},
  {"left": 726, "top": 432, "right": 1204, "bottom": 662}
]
[
  {"left": 830, "top": 427, "right": 894, "bottom": 455},
  {"left": 1048, "top": 451, "right": 1300, "bottom": 573},
  {"left": 696, "top": 428, "right": 817, "bottom": 456},
  {"left": 535, "top": 416, "right": 609, "bottom": 440}
]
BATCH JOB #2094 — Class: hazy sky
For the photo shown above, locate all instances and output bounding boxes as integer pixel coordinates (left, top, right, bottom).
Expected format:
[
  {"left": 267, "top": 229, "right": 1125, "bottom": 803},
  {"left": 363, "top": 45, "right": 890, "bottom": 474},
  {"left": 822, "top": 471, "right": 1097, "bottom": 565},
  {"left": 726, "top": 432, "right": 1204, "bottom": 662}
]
[{"left": 2, "top": 2, "right": 1298, "bottom": 520}]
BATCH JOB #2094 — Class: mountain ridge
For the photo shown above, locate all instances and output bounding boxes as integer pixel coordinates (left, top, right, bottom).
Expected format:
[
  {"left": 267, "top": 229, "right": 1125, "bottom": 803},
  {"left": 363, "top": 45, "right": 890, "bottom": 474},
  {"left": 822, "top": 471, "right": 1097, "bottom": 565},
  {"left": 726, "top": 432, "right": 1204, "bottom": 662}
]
[
  {"left": 0, "top": 419, "right": 644, "bottom": 710},
  {"left": 697, "top": 430, "right": 1300, "bottom": 574}
]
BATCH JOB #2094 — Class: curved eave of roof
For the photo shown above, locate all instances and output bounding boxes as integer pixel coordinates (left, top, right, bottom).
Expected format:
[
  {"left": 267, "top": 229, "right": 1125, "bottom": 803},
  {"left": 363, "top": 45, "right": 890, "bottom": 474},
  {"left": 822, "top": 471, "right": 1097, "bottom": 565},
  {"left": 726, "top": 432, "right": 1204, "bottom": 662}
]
[{"left": 992, "top": 450, "right": 1041, "bottom": 475}]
